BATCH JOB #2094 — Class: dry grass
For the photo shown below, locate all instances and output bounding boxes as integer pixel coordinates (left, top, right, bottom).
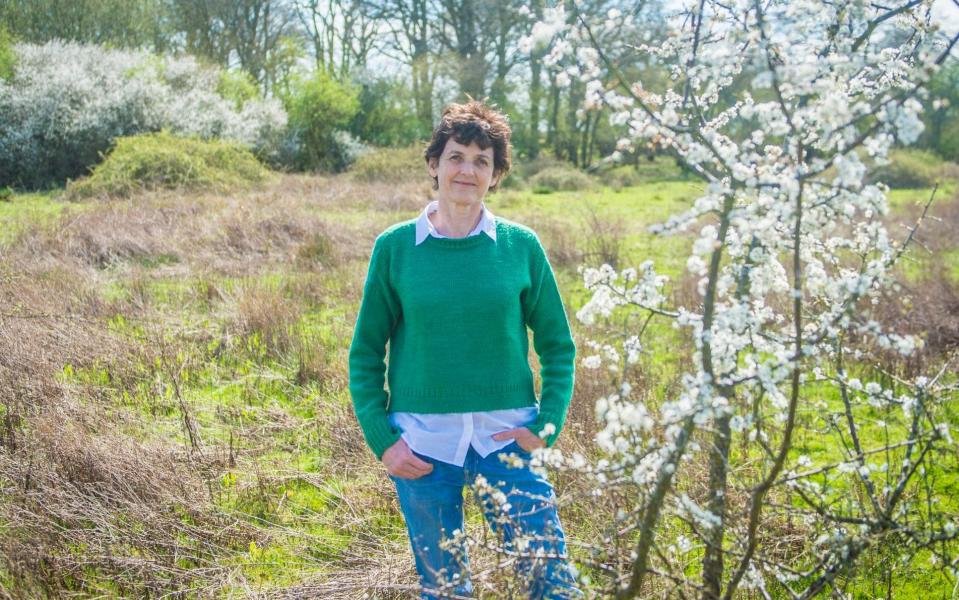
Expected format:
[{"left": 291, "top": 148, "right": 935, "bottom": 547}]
[
  {"left": 0, "top": 175, "right": 395, "bottom": 596},
  {"left": 277, "top": 172, "right": 430, "bottom": 215},
  {"left": 581, "top": 205, "right": 627, "bottom": 269},
  {"left": 0, "top": 258, "right": 249, "bottom": 596},
  {"left": 523, "top": 213, "right": 584, "bottom": 270},
  {"left": 0, "top": 261, "right": 131, "bottom": 413},
  {"left": 0, "top": 170, "right": 441, "bottom": 596},
  {"left": 870, "top": 192, "right": 959, "bottom": 372},
  {"left": 10, "top": 183, "right": 373, "bottom": 278},
  {"left": 228, "top": 282, "right": 304, "bottom": 357}
]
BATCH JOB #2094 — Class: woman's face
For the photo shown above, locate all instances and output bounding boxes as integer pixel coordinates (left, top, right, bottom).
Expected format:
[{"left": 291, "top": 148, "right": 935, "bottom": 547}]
[{"left": 429, "top": 138, "right": 499, "bottom": 207}]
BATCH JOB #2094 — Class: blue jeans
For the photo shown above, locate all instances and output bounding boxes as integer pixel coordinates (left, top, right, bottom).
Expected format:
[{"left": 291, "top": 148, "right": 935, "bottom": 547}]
[{"left": 390, "top": 442, "right": 581, "bottom": 599}]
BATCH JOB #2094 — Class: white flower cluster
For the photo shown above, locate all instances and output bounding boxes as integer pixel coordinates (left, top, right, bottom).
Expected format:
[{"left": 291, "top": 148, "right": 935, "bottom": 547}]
[
  {"left": 576, "top": 261, "right": 668, "bottom": 326},
  {"left": 521, "top": 1, "right": 953, "bottom": 593},
  {"left": 472, "top": 474, "right": 512, "bottom": 514},
  {"left": 518, "top": 5, "right": 567, "bottom": 54},
  {"left": 595, "top": 393, "right": 654, "bottom": 454},
  {"left": 0, "top": 41, "right": 287, "bottom": 188}
]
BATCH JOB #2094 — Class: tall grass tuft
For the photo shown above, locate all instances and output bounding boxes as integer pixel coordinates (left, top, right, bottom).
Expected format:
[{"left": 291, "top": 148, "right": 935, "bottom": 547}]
[
  {"left": 529, "top": 166, "right": 596, "bottom": 193},
  {"left": 65, "top": 132, "right": 269, "bottom": 200},
  {"left": 230, "top": 282, "right": 303, "bottom": 358}
]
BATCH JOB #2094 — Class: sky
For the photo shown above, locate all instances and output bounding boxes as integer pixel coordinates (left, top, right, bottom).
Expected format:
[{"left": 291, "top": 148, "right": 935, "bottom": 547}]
[{"left": 931, "top": 0, "right": 958, "bottom": 35}]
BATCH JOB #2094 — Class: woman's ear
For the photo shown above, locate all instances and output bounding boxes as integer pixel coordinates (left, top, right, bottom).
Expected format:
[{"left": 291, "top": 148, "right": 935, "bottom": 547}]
[{"left": 427, "top": 157, "right": 438, "bottom": 178}]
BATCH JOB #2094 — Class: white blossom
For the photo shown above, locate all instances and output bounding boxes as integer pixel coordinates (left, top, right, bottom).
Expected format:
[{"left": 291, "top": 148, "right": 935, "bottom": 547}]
[{"left": 522, "top": 1, "right": 951, "bottom": 595}]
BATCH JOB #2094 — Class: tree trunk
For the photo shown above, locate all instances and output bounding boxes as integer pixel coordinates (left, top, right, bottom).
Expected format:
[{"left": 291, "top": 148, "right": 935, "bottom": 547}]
[
  {"left": 528, "top": 0, "right": 545, "bottom": 159},
  {"left": 547, "top": 78, "right": 560, "bottom": 155},
  {"left": 412, "top": 49, "right": 433, "bottom": 130},
  {"left": 701, "top": 413, "right": 731, "bottom": 599},
  {"left": 565, "top": 83, "right": 581, "bottom": 165}
]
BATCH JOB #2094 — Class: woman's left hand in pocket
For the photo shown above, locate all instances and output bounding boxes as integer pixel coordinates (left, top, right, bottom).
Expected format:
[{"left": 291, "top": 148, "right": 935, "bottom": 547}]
[{"left": 492, "top": 427, "right": 546, "bottom": 452}]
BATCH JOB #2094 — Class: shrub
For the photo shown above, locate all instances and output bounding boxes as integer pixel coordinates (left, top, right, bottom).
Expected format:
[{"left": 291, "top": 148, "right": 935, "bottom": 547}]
[
  {"left": 529, "top": 165, "right": 595, "bottom": 193},
  {"left": 326, "top": 130, "right": 369, "bottom": 173},
  {"left": 216, "top": 69, "right": 260, "bottom": 110},
  {"left": 349, "top": 73, "right": 426, "bottom": 147},
  {"left": 498, "top": 171, "right": 527, "bottom": 190},
  {"left": 65, "top": 132, "right": 268, "bottom": 199},
  {"left": 152, "top": 55, "right": 286, "bottom": 160},
  {"left": 632, "top": 154, "right": 685, "bottom": 181},
  {"left": 0, "top": 41, "right": 286, "bottom": 189},
  {"left": 518, "top": 155, "right": 569, "bottom": 179},
  {"left": 603, "top": 166, "right": 642, "bottom": 190},
  {"left": 283, "top": 70, "right": 361, "bottom": 172},
  {"left": 582, "top": 205, "right": 626, "bottom": 268},
  {"left": 872, "top": 149, "right": 959, "bottom": 189},
  {"left": 348, "top": 146, "right": 425, "bottom": 183}
]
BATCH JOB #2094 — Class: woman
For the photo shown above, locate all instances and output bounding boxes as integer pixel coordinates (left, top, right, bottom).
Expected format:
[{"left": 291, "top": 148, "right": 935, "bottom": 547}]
[{"left": 349, "top": 100, "right": 580, "bottom": 599}]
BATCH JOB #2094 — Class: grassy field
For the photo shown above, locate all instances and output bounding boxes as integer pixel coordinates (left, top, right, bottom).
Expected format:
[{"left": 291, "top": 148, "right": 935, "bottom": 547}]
[{"left": 0, "top": 171, "right": 956, "bottom": 598}]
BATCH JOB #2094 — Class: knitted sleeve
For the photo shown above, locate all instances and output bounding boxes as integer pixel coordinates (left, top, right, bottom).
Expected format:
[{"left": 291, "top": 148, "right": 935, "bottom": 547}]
[
  {"left": 348, "top": 235, "right": 403, "bottom": 459},
  {"left": 522, "top": 237, "right": 576, "bottom": 447}
]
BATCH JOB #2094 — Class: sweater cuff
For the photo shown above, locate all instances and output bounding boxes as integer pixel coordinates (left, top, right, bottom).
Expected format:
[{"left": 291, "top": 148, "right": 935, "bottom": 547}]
[
  {"left": 531, "top": 410, "right": 566, "bottom": 448},
  {"left": 364, "top": 417, "right": 403, "bottom": 460}
]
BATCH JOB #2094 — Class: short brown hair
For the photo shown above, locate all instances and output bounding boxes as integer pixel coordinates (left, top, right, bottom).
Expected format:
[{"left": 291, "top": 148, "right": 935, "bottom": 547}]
[{"left": 424, "top": 100, "right": 512, "bottom": 191}]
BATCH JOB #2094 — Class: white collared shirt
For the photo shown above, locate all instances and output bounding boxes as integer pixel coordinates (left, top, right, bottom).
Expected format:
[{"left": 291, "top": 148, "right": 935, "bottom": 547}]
[
  {"left": 413, "top": 199, "right": 497, "bottom": 245},
  {"left": 389, "top": 200, "right": 538, "bottom": 467}
]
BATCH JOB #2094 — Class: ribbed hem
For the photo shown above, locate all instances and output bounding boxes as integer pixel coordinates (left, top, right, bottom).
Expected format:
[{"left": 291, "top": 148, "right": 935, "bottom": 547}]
[
  {"left": 388, "top": 381, "right": 535, "bottom": 401},
  {"left": 531, "top": 410, "right": 566, "bottom": 447},
  {"left": 388, "top": 386, "right": 537, "bottom": 413},
  {"left": 363, "top": 417, "right": 403, "bottom": 460}
]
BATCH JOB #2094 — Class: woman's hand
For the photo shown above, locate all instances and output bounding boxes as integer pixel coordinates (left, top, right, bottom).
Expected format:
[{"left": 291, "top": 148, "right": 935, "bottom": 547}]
[
  {"left": 382, "top": 438, "right": 434, "bottom": 479},
  {"left": 492, "top": 427, "right": 546, "bottom": 453}
]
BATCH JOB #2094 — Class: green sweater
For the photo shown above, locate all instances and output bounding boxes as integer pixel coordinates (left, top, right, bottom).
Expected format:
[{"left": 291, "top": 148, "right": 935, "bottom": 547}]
[{"left": 348, "top": 218, "right": 576, "bottom": 459}]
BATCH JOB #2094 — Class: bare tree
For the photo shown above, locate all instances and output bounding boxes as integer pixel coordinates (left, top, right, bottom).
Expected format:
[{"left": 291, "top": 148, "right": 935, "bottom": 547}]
[
  {"left": 227, "top": 0, "right": 297, "bottom": 92},
  {"left": 295, "top": 0, "right": 379, "bottom": 79},
  {"left": 171, "top": 0, "right": 296, "bottom": 92},
  {"left": 435, "top": 0, "right": 488, "bottom": 99},
  {"left": 172, "top": 0, "right": 234, "bottom": 65},
  {"left": 370, "top": 0, "right": 438, "bottom": 130}
]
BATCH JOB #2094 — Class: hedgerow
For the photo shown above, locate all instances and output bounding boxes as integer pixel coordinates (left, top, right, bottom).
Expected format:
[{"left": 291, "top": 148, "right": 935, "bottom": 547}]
[{"left": 0, "top": 41, "right": 286, "bottom": 189}]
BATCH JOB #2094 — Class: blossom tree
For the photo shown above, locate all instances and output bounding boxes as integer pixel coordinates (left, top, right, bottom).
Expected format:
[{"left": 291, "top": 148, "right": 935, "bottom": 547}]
[{"left": 512, "top": 0, "right": 959, "bottom": 597}]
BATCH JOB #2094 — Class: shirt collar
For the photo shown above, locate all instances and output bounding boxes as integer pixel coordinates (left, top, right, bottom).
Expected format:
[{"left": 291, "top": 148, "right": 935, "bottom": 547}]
[{"left": 414, "top": 200, "right": 497, "bottom": 246}]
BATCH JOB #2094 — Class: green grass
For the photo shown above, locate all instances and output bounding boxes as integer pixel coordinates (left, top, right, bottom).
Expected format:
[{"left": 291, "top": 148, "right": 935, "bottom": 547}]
[
  {"left": 0, "top": 191, "right": 71, "bottom": 246},
  {"left": 496, "top": 180, "right": 701, "bottom": 277},
  {"left": 946, "top": 248, "right": 959, "bottom": 282},
  {"left": 887, "top": 183, "right": 957, "bottom": 210},
  {"left": 497, "top": 180, "right": 700, "bottom": 222}
]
